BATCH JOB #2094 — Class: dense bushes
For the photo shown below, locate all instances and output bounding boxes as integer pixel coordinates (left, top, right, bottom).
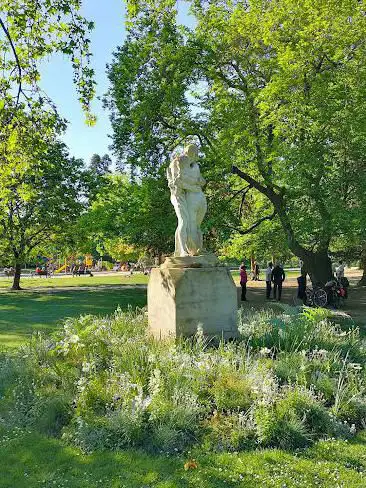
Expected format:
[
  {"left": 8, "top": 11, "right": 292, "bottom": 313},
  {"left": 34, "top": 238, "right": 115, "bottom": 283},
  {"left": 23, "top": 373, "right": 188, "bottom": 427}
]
[{"left": 0, "top": 306, "right": 365, "bottom": 453}]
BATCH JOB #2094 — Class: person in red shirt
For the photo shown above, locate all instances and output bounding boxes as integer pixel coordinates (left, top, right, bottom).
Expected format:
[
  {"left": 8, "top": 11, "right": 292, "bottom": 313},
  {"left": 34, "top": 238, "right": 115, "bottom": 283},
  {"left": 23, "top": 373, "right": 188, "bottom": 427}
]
[{"left": 240, "top": 264, "right": 248, "bottom": 301}]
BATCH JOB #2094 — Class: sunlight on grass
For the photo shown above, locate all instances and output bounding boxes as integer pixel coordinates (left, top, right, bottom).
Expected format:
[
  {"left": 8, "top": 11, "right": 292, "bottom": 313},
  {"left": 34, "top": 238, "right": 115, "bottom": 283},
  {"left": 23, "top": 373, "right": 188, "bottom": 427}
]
[
  {"left": 0, "top": 288, "right": 147, "bottom": 348},
  {"left": 1, "top": 429, "right": 366, "bottom": 488},
  {"left": 0, "top": 273, "right": 149, "bottom": 290}
]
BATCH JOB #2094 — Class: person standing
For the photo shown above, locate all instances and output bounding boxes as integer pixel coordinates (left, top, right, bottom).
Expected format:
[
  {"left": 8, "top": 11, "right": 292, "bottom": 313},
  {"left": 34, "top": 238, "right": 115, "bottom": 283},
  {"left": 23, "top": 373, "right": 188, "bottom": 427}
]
[
  {"left": 272, "top": 263, "right": 286, "bottom": 301},
  {"left": 240, "top": 264, "right": 248, "bottom": 301},
  {"left": 265, "top": 262, "right": 273, "bottom": 299},
  {"left": 336, "top": 260, "right": 345, "bottom": 280},
  {"left": 297, "top": 272, "right": 307, "bottom": 304}
]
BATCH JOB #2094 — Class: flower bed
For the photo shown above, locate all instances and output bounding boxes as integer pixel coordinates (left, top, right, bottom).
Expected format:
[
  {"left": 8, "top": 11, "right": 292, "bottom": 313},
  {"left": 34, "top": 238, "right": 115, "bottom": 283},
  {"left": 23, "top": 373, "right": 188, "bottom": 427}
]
[{"left": 1, "top": 306, "right": 365, "bottom": 453}]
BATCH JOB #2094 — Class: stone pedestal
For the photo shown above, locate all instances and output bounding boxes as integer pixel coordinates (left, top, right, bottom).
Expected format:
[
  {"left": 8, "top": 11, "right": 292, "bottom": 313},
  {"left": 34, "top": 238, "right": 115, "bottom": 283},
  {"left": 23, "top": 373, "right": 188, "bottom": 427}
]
[{"left": 148, "top": 256, "right": 238, "bottom": 339}]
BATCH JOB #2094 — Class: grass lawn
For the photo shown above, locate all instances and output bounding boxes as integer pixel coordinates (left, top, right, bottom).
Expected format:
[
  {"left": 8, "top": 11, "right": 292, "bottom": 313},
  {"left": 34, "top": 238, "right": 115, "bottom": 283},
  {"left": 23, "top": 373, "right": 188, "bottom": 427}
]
[
  {"left": 1, "top": 428, "right": 366, "bottom": 487},
  {"left": 0, "top": 287, "right": 147, "bottom": 348},
  {"left": 0, "top": 273, "right": 149, "bottom": 289}
]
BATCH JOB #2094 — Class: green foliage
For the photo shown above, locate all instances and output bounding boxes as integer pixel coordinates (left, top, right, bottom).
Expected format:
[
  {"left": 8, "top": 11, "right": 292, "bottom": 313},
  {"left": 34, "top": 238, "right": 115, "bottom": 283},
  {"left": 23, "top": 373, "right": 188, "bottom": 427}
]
[
  {"left": 77, "top": 174, "right": 175, "bottom": 258},
  {"left": 0, "top": 0, "right": 95, "bottom": 126},
  {"left": 89, "top": 154, "right": 112, "bottom": 177},
  {"left": 0, "top": 138, "right": 91, "bottom": 287},
  {"left": 107, "top": 0, "right": 366, "bottom": 281},
  {"left": 211, "top": 370, "right": 254, "bottom": 411}
]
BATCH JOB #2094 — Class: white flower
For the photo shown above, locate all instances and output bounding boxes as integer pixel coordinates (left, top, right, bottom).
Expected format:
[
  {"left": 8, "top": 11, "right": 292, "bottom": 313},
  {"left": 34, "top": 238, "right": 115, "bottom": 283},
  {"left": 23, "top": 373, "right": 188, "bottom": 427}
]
[
  {"left": 348, "top": 363, "right": 362, "bottom": 371},
  {"left": 259, "top": 347, "right": 272, "bottom": 357}
]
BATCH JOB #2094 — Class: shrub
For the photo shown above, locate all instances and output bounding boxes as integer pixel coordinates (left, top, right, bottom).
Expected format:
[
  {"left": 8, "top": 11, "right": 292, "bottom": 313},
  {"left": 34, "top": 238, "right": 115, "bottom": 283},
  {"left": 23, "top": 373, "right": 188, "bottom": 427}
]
[
  {"left": 255, "top": 388, "right": 336, "bottom": 449},
  {"left": 202, "top": 411, "right": 256, "bottom": 452},
  {"left": 211, "top": 371, "right": 254, "bottom": 411}
]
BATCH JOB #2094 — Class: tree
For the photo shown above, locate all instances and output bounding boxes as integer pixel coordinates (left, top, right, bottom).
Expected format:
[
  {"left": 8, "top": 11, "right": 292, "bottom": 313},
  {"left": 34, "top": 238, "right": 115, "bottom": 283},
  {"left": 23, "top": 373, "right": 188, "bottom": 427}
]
[
  {"left": 0, "top": 1, "right": 97, "bottom": 289},
  {"left": 106, "top": 0, "right": 366, "bottom": 284},
  {"left": 80, "top": 174, "right": 175, "bottom": 261},
  {"left": 0, "top": 135, "right": 89, "bottom": 289},
  {"left": 0, "top": 0, "right": 95, "bottom": 131},
  {"left": 102, "top": 238, "right": 142, "bottom": 263},
  {"left": 90, "top": 153, "right": 112, "bottom": 176},
  {"left": 220, "top": 219, "right": 293, "bottom": 266}
]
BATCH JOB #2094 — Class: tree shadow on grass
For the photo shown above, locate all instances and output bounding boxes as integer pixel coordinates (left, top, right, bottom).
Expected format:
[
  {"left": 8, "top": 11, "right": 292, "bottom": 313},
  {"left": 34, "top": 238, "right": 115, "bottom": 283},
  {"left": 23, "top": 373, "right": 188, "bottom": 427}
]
[
  {"left": 0, "top": 288, "right": 147, "bottom": 347},
  {"left": 2, "top": 430, "right": 366, "bottom": 488},
  {"left": 1, "top": 431, "right": 231, "bottom": 488}
]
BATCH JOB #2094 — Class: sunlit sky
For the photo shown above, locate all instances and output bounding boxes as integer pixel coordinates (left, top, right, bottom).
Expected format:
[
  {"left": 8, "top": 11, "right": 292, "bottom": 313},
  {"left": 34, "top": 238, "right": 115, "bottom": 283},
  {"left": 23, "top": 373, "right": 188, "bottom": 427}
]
[{"left": 40, "top": 0, "right": 192, "bottom": 167}]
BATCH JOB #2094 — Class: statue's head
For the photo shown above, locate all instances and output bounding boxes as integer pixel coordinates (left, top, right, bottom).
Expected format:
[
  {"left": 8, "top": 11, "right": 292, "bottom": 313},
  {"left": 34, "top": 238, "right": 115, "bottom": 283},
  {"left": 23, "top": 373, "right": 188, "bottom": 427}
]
[{"left": 184, "top": 144, "right": 199, "bottom": 161}]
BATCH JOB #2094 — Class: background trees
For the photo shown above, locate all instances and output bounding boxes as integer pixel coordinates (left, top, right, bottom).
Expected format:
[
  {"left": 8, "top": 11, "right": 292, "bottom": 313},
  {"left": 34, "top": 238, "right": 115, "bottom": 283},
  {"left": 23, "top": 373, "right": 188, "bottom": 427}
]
[
  {"left": 0, "top": 0, "right": 97, "bottom": 289},
  {"left": 79, "top": 174, "right": 175, "bottom": 262},
  {"left": 105, "top": 0, "right": 366, "bottom": 283},
  {"left": 90, "top": 154, "right": 112, "bottom": 177},
  {"left": 0, "top": 136, "right": 89, "bottom": 289}
]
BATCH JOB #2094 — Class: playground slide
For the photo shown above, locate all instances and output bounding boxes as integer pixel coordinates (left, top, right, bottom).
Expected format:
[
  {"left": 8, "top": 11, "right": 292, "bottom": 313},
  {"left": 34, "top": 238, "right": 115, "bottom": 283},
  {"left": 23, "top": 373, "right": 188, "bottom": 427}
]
[{"left": 55, "top": 264, "right": 67, "bottom": 273}]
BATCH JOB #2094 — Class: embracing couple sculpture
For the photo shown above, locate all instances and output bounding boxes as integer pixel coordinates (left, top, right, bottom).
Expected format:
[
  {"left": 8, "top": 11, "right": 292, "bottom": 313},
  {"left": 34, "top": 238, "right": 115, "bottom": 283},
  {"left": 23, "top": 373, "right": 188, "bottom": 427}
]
[{"left": 167, "top": 144, "right": 207, "bottom": 257}]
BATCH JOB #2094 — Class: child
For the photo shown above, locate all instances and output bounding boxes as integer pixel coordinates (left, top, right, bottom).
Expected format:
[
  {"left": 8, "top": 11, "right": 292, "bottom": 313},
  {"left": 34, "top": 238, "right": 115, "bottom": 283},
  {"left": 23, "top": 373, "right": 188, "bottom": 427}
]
[{"left": 240, "top": 265, "right": 248, "bottom": 301}]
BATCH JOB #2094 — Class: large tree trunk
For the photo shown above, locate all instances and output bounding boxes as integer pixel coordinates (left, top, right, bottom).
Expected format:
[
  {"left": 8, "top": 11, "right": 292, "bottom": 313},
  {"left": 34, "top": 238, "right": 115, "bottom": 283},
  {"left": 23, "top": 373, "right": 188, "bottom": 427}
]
[
  {"left": 11, "top": 263, "right": 22, "bottom": 290},
  {"left": 231, "top": 166, "right": 333, "bottom": 286},
  {"left": 301, "top": 250, "right": 333, "bottom": 286}
]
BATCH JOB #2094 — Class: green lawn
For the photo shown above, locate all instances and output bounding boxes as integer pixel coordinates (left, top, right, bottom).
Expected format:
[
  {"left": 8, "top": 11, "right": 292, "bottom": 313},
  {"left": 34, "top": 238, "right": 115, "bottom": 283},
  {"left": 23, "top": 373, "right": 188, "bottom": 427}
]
[
  {"left": 0, "top": 273, "right": 149, "bottom": 289},
  {"left": 1, "top": 428, "right": 366, "bottom": 487},
  {"left": 0, "top": 287, "right": 147, "bottom": 348}
]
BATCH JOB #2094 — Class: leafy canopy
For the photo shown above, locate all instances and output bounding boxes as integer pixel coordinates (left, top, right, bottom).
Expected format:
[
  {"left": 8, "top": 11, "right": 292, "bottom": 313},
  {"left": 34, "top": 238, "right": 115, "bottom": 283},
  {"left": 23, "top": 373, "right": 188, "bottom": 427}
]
[{"left": 107, "top": 0, "right": 366, "bottom": 281}]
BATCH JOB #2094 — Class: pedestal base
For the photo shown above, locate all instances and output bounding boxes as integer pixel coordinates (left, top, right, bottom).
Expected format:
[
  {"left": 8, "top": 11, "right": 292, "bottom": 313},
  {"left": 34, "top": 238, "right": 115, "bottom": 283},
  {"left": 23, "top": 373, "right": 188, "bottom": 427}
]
[{"left": 148, "top": 264, "right": 238, "bottom": 340}]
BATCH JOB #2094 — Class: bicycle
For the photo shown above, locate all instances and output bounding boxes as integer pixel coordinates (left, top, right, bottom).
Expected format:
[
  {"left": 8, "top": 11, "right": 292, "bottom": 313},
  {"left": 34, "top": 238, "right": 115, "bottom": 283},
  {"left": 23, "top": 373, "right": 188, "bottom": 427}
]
[
  {"left": 293, "top": 285, "right": 328, "bottom": 308},
  {"left": 305, "top": 286, "right": 328, "bottom": 307}
]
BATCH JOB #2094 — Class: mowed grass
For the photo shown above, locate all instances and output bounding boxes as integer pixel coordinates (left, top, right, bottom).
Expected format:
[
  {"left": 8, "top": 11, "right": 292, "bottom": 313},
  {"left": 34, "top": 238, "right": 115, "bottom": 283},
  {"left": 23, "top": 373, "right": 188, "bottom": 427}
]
[
  {"left": 1, "top": 428, "right": 366, "bottom": 487},
  {"left": 0, "top": 273, "right": 149, "bottom": 289},
  {"left": 0, "top": 287, "right": 147, "bottom": 348}
]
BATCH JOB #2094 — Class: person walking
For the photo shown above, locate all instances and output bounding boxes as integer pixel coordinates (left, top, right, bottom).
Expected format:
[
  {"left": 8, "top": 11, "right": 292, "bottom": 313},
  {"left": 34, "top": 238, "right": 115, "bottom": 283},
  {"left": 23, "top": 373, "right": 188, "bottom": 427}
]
[
  {"left": 272, "top": 263, "right": 286, "bottom": 301},
  {"left": 240, "top": 264, "right": 248, "bottom": 301},
  {"left": 265, "top": 262, "right": 273, "bottom": 299}
]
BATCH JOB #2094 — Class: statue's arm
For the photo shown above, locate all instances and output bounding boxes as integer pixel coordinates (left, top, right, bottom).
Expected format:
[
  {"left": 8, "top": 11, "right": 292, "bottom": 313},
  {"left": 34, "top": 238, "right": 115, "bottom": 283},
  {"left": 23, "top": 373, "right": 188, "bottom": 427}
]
[{"left": 178, "top": 179, "right": 200, "bottom": 192}]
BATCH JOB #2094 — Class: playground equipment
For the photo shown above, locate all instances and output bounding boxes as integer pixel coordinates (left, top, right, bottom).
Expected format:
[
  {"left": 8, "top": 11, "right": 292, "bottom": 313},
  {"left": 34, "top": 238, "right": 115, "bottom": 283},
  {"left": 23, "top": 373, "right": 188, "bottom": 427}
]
[
  {"left": 54, "top": 255, "right": 95, "bottom": 274},
  {"left": 55, "top": 263, "right": 67, "bottom": 274}
]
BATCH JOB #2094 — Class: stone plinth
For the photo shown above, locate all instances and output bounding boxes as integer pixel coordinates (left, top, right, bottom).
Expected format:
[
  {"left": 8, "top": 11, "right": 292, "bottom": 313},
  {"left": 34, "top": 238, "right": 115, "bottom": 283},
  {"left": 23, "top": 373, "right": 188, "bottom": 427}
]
[{"left": 148, "top": 259, "right": 238, "bottom": 339}]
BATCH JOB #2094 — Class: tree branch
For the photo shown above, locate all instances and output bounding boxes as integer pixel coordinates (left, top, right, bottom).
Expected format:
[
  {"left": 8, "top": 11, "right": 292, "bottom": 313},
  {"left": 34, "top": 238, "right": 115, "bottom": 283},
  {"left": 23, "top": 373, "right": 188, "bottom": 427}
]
[
  {"left": 232, "top": 165, "right": 274, "bottom": 200},
  {"left": 224, "top": 211, "right": 276, "bottom": 236},
  {"left": 0, "top": 17, "right": 22, "bottom": 107}
]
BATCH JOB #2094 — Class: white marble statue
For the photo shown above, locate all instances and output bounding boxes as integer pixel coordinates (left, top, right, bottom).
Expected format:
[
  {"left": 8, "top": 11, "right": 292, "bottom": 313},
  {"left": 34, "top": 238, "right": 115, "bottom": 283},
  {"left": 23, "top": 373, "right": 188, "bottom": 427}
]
[{"left": 167, "top": 144, "right": 207, "bottom": 257}]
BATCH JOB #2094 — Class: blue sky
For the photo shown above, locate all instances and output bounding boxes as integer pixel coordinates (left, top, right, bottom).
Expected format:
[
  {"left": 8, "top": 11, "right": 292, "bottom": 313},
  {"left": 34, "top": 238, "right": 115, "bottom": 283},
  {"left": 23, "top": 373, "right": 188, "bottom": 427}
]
[
  {"left": 41, "top": 0, "right": 127, "bottom": 166},
  {"left": 40, "top": 1, "right": 193, "bottom": 167}
]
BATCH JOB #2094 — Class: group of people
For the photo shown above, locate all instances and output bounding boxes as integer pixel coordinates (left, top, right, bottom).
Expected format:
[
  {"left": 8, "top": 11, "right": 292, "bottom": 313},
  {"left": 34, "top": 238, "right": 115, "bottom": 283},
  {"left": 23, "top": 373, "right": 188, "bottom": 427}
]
[
  {"left": 240, "top": 259, "right": 349, "bottom": 304},
  {"left": 35, "top": 265, "right": 51, "bottom": 277},
  {"left": 71, "top": 263, "right": 93, "bottom": 277},
  {"left": 239, "top": 261, "right": 286, "bottom": 301}
]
